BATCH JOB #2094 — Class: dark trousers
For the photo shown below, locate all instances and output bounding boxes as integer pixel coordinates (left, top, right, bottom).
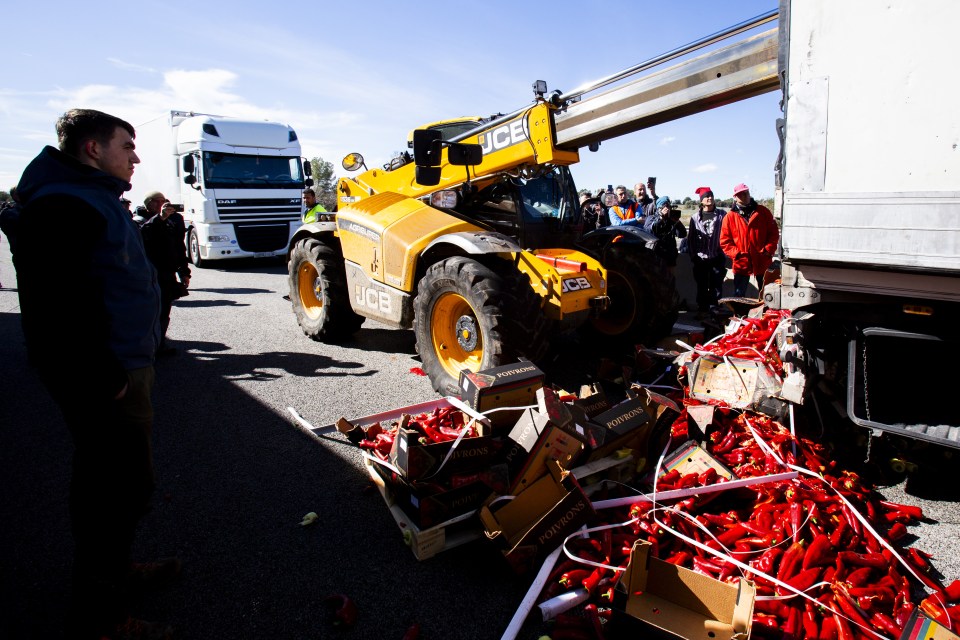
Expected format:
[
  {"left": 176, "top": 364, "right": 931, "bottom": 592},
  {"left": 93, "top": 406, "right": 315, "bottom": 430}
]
[
  {"left": 691, "top": 255, "right": 727, "bottom": 310},
  {"left": 159, "top": 286, "right": 175, "bottom": 345},
  {"left": 733, "top": 273, "right": 763, "bottom": 298},
  {"left": 49, "top": 366, "right": 156, "bottom": 637}
]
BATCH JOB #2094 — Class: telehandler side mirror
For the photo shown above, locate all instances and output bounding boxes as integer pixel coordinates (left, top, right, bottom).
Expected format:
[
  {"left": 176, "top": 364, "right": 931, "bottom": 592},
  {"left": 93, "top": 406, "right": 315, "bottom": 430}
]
[
  {"left": 412, "top": 129, "right": 442, "bottom": 167},
  {"left": 413, "top": 129, "right": 443, "bottom": 186},
  {"left": 446, "top": 143, "right": 482, "bottom": 166}
]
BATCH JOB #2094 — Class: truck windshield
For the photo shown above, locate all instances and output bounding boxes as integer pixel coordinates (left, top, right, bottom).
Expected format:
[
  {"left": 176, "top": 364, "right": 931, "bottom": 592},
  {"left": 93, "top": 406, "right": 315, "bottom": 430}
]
[{"left": 202, "top": 152, "right": 303, "bottom": 188}]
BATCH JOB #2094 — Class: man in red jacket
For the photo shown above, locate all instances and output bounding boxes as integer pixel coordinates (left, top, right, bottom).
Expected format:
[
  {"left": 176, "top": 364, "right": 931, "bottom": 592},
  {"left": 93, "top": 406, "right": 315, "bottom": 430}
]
[{"left": 719, "top": 183, "right": 779, "bottom": 298}]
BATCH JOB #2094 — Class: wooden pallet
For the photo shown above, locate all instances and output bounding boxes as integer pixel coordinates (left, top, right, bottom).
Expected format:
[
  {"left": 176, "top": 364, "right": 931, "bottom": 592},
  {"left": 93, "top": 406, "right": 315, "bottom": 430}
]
[{"left": 364, "top": 456, "right": 483, "bottom": 561}]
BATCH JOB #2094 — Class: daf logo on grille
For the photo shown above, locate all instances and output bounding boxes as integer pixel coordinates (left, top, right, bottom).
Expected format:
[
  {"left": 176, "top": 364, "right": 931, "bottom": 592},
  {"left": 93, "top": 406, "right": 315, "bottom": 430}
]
[{"left": 217, "top": 199, "right": 238, "bottom": 205}]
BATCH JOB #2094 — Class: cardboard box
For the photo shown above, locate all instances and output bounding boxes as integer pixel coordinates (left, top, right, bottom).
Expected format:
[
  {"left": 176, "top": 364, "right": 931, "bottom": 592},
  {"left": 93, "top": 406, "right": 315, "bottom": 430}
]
[
  {"left": 504, "top": 407, "right": 587, "bottom": 494},
  {"left": 655, "top": 440, "right": 735, "bottom": 484},
  {"left": 371, "top": 460, "right": 506, "bottom": 529},
  {"left": 458, "top": 360, "right": 544, "bottom": 429},
  {"left": 899, "top": 607, "right": 960, "bottom": 640},
  {"left": 687, "top": 354, "right": 786, "bottom": 418},
  {"left": 363, "top": 456, "right": 482, "bottom": 560},
  {"left": 584, "top": 395, "right": 653, "bottom": 462},
  {"left": 479, "top": 459, "right": 595, "bottom": 572},
  {"left": 611, "top": 540, "right": 755, "bottom": 640},
  {"left": 389, "top": 421, "right": 500, "bottom": 481}
]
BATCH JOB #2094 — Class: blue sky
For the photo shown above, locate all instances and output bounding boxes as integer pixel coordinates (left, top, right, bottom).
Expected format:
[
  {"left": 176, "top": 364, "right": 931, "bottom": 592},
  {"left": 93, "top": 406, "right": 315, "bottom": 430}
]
[{"left": 2, "top": 0, "right": 780, "bottom": 201}]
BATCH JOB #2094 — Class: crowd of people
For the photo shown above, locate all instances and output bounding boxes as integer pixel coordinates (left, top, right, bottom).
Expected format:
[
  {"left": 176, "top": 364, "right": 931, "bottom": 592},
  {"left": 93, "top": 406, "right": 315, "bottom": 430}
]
[{"left": 579, "top": 178, "right": 779, "bottom": 317}]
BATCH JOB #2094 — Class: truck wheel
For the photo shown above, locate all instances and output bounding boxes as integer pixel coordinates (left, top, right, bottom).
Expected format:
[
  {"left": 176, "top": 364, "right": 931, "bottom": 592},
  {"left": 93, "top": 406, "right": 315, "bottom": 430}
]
[
  {"left": 414, "top": 256, "right": 548, "bottom": 396},
  {"left": 288, "top": 238, "right": 363, "bottom": 341},
  {"left": 587, "top": 246, "right": 680, "bottom": 345},
  {"left": 188, "top": 229, "right": 205, "bottom": 268}
]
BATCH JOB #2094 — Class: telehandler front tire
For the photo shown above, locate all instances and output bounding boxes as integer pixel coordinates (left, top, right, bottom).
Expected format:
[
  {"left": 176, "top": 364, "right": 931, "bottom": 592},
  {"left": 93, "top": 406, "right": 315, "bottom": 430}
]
[
  {"left": 413, "top": 256, "right": 547, "bottom": 396},
  {"left": 288, "top": 238, "right": 363, "bottom": 341},
  {"left": 587, "top": 246, "right": 680, "bottom": 346}
]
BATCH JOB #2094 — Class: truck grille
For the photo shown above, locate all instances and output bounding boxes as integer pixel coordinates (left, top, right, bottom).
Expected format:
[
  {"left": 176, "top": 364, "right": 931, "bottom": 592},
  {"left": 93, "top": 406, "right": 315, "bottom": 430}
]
[
  {"left": 216, "top": 198, "right": 301, "bottom": 223},
  {"left": 234, "top": 223, "right": 290, "bottom": 253}
]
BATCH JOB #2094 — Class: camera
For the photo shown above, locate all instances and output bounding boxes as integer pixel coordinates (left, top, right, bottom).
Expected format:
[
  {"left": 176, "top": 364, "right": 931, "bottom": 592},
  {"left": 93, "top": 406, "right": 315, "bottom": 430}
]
[
  {"left": 164, "top": 202, "right": 184, "bottom": 213},
  {"left": 647, "top": 176, "right": 657, "bottom": 187},
  {"left": 669, "top": 208, "right": 682, "bottom": 221}
]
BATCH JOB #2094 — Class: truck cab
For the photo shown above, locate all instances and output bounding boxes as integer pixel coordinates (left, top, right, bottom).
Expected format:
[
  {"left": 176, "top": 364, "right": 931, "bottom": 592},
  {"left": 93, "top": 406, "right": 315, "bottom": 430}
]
[{"left": 132, "top": 111, "right": 311, "bottom": 267}]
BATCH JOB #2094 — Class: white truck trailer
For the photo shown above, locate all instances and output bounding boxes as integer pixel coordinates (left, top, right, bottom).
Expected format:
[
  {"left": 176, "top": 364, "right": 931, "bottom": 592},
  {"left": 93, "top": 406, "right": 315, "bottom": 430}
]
[
  {"left": 763, "top": 0, "right": 960, "bottom": 453},
  {"left": 131, "top": 111, "right": 312, "bottom": 266}
]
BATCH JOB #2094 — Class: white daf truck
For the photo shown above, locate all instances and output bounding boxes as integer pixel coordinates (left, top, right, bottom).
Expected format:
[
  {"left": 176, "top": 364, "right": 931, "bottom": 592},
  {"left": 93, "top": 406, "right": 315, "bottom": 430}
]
[{"left": 131, "top": 111, "right": 312, "bottom": 266}]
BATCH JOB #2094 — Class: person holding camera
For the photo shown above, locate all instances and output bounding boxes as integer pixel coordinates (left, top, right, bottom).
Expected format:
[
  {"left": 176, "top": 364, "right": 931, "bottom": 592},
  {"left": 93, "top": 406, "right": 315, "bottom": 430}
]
[
  {"left": 140, "top": 191, "right": 190, "bottom": 356},
  {"left": 646, "top": 195, "right": 687, "bottom": 272}
]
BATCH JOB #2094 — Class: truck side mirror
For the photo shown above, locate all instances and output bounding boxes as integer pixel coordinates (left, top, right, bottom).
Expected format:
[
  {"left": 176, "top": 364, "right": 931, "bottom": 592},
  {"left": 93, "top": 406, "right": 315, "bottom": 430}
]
[
  {"left": 184, "top": 175, "right": 197, "bottom": 186},
  {"left": 303, "top": 160, "right": 313, "bottom": 176},
  {"left": 304, "top": 178, "right": 314, "bottom": 187},
  {"left": 182, "top": 155, "right": 195, "bottom": 173}
]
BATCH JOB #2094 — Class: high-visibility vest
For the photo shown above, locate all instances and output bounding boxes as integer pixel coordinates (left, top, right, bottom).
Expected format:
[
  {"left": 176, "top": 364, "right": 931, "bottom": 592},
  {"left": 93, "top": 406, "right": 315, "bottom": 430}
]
[{"left": 303, "top": 203, "right": 327, "bottom": 223}]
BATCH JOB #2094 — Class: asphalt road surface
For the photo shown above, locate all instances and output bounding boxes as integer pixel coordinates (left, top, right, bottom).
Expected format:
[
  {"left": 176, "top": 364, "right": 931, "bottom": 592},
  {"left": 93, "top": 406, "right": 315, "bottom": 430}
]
[{"left": 2, "top": 243, "right": 959, "bottom": 639}]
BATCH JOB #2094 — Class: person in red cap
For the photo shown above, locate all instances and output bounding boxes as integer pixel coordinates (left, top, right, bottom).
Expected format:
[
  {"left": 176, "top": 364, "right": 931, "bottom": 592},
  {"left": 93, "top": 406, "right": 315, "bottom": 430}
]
[
  {"left": 719, "top": 183, "right": 779, "bottom": 298},
  {"left": 687, "top": 187, "right": 727, "bottom": 314}
]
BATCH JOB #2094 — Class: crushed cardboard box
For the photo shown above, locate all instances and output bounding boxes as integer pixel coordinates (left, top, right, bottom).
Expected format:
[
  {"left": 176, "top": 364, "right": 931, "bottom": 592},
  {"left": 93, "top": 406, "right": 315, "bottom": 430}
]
[{"left": 610, "top": 540, "right": 755, "bottom": 640}]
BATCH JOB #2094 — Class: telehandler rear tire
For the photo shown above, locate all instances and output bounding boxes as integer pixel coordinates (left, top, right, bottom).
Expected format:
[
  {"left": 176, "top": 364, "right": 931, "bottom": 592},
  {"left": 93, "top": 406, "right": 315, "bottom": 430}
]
[
  {"left": 413, "top": 256, "right": 548, "bottom": 396},
  {"left": 587, "top": 246, "right": 680, "bottom": 346},
  {"left": 288, "top": 237, "right": 364, "bottom": 341}
]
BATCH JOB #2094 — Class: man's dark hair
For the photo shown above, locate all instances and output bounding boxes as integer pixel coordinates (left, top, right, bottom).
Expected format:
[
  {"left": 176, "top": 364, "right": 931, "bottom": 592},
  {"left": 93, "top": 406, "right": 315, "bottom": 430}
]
[
  {"left": 56, "top": 109, "right": 135, "bottom": 159},
  {"left": 302, "top": 188, "right": 316, "bottom": 197}
]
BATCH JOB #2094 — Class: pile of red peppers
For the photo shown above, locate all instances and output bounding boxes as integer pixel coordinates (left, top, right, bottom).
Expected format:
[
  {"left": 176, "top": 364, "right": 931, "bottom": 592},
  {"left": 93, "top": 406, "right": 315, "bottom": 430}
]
[
  {"left": 536, "top": 308, "right": 955, "bottom": 640},
  {"left": 357, "top": 405, "right": 479, "bottom": 460}
]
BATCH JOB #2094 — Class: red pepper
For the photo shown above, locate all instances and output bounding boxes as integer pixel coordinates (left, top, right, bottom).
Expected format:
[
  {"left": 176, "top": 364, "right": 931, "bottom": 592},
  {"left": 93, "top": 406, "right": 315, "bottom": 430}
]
[
  {"left": 782, "top": 604, "right": 801, "bottom": 637},
  {"left": 777, "top": 540, "right": 806, "bottom": 582},
  {"left": 802, "top": 602, "right": 820, "bottom": 638},
  {"left": 829, "top": 519, "right": 850, "bottom": 548},
  {"left": 869, "top": 611, "right": 901, "bottom": 637},
  {"left": 803, "top": 533, "right": 834, "bottom": 571},
  {"left": 778, "top": 566, "right": 822, "bottom": 595},
  {"left": 818, "top": 614, "right": 838, "bottom": 640},
  {"left": 833, "top": 611, "right": 854, "bottom": 640},
  {"left": 582, "top": 566, "right": 610, "bottom": 595},
  {"left": 878, "top": 500, "right": 923, "bottom": 522},
  {"left": 907, "top": 547, "right": 932, "bottom": 573},
  {"left": 559, "top": 568, "right": 591, "bottom": 588},
  {"left": 832, "top": 584, "right": 872, "bottom": 631},
  {"left": 323, "top": 594, "right": 358, "bottom": 627},
  {"left": 665, "top": 550, "right": 692, "bottom": 566},
  {"left": 945, "top": 579, "right": 960, "bottom": 603},
  {"left": 583, "top": 603, "right": 605, "bottom": 640},
  {"left": 845, "top": 567, "right": 873, "bottom": 588}
]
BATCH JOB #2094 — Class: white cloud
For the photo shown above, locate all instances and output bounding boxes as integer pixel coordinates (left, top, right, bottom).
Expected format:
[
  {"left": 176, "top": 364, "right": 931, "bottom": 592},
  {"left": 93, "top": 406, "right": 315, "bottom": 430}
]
[
  {"left": 107, "top": 58, "right": 157, "bottom": 74},
  {"left": 693, "top": 163, "right": 717, "bottom": 173},
  {"left": 660, "top": 136, "right": 676, "bottom": 145}
]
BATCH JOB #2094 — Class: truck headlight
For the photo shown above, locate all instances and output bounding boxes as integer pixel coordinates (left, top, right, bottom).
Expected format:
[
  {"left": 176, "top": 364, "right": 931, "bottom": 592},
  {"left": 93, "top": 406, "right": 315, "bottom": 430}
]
[{"left": 208, "top": 235, "right": 231, "bottom": 243}]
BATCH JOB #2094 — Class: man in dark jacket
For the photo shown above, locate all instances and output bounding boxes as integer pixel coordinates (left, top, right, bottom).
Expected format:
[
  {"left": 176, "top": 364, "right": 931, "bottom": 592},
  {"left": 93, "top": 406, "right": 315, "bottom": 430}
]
[
  {"left": 14, "top": 109, "right": 174, "bottom": 639},
  {"left": 140, "top": 192, "right": 190, "bottom": 356}
]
